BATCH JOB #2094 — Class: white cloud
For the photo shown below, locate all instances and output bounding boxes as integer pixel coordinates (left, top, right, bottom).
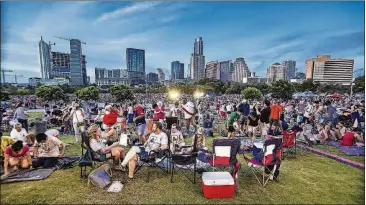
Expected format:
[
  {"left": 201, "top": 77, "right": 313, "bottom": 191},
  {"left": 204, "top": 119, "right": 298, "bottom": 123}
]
[{"left": 95, "top": 2, "right": 162, "bottom": 24}]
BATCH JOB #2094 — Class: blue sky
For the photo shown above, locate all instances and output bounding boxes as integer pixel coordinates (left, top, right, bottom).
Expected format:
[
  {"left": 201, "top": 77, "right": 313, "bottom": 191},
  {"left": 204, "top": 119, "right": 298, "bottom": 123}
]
[{"left": 1, "top": 1, "right": 365, "bottom": 83}]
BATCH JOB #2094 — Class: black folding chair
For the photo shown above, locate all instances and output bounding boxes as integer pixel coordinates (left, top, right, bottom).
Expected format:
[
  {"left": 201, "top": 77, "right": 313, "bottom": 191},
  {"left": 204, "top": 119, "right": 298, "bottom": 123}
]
[
  {"left": 133, "top": 131, "right": 171, "bottom": 182},
  {"left": 79, "top": 131, "right": 113, "bottom": 178},
  {"left": 170, "top": 133, "right": 199, "bottom": 184}
]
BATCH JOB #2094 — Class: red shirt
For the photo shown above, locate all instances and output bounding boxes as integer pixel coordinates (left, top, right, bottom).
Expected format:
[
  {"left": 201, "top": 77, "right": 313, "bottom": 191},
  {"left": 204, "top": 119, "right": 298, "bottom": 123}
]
[
  {"left": 153, "top": 107, "right": 165, "bottom": 120},
  {"left": 103, "top": 111, "right": 119, "bottom": 126},
  {"left": 341, "top": 132, "right": 354, "bottom": 146},
  {"left": 4, "top": 145, "right": 29, "bottom": 158},
  {"left": 270, "top": 105, "right": 283, "bottom": 120}
]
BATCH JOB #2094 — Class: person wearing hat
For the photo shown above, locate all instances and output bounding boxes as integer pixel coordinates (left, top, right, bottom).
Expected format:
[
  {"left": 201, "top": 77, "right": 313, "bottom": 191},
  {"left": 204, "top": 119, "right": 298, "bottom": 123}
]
[
  {"left": 192, "top": 127, "right": 206, "bottom": 150},
  {"left": 182, "top": 101, "right": 197, "bottom": 133},
  {"left": 170, "top": 123, "right": 186, "bottom": 154},
  {"left": 69, "top": 103, "right": 85, "bottom": 144}
]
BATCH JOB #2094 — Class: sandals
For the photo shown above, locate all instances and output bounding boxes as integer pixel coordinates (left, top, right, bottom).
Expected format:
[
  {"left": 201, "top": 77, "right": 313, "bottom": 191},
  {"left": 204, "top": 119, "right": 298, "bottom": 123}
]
[
  {"left": 126, "top": 177, "right": 134, "bottom": 183},
  {"left": 113, "top": 165, "right": 126, "bottom": 172}
]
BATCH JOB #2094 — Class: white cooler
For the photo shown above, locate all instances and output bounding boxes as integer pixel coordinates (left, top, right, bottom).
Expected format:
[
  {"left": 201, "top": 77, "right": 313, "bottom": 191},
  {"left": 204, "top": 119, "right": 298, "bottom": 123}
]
[{"left": 201, "top": 172, "right": 235, "bottom": 199}]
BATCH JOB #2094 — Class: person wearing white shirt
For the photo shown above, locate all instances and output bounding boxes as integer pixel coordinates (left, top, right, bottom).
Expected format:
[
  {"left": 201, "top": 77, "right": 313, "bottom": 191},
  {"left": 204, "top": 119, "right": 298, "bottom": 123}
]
[
  {"left": 70, "top": 104, "right": 85, "bottom": 144},
  {"left": 10, "top": 123, "right": 31, "bottom": 144}
]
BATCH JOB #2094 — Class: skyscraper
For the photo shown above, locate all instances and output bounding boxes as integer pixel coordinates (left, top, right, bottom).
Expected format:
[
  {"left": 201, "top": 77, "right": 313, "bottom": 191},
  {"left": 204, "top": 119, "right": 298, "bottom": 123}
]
[
  {"left": 39, "top": 37, "right": 52, "bottom": 79},
  {"left": 156, "top": 68, "right": 165, "bottom": 82},
  {"left": 219, "top": 60, "right": 233, "bottom": 82},
  {"left": 70, "top": 39, "right": 83, "bottom": 85},
  {"left": 50, "top": 52, "right": 87, "bottom": 82},
  {"left": 232, "top": 58, "right": 250, "bottom": 83},
  {"left": 282, "top": 60, "right": 296, "bottom": 80},
  {"left": 312, "top": 57, "right": 354, "bottom": 84},
  {"left": 189, "top": 37, "right": 205, "bottom": 81},
  {"left": 171, "top": 61, "right": 184, "bottom": 80},
  {"left": 205, "top": 61, "right": 220, "bottom": 80},
  {"left": 126, "top": 48, "right": 145, "bottom": 73},
  {"left": 305, "top": 55, "right": 331, "bottom": 79},
  {"left": 267, "top": 63, "right": 285, "bottom": 82}
]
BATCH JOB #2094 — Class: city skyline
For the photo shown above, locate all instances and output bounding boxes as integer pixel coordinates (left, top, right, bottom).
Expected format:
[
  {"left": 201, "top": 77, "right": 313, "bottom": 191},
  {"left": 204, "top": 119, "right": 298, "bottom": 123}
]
[{"left": 1, "top": 1, "right": 364, "bottom": 83}]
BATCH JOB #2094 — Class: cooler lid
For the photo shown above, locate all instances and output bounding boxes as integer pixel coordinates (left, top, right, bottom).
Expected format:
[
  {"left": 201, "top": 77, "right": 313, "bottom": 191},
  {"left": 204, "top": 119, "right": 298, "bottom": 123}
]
[{"left": 202, "top": 172, "right": 234, "bottom": 186}]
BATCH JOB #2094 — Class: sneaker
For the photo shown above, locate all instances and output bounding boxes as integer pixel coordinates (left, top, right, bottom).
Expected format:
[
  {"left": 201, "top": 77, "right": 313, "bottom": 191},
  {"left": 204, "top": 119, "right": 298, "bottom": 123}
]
[
  {"left": 113, "top": 165, "right": 126, "bottom": 172},
  {"left": 126, "top": 177, "right": 134, "bottom": 183}
]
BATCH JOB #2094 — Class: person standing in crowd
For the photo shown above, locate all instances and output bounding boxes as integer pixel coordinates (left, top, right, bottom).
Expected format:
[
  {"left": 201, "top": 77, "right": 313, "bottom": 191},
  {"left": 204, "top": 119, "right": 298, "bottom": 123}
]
[
  {"left": 260, "top": 100, "right": 271, "bottom": 139},
  {"left": 226, "top": 107, "right": 240, "bottom": 138},
  {"left": 14, "top": 102, "right": 29, "bottom": 132},
  {"left": 127, "top": 103, "right": 134, "bottom": 124},
  {"left": 70, "top": 103, "right": 85, "bottom": 144},
  {"left": 133, "top": 102, "right": 147, "bottom": 144},
  {"left": 247, "top": 110, "right": 260, "bottom": 143},
  {"left": 182, "top": 101, "right": 197, "bottom": 134},
  {"left": 170, "top": 102, "right": 181, "bottom": 119},
  {"left": 270, "top": 100, "right": 283, "bottom": 128},
  {"left": 153, "top": 101, "right": 165, "bottom": 122},
  {"left": 102, "top": 104, "right": 121, "bottom": 129},
  {"left": 238, "top": 99, "right": 250, "bottom": 132}
]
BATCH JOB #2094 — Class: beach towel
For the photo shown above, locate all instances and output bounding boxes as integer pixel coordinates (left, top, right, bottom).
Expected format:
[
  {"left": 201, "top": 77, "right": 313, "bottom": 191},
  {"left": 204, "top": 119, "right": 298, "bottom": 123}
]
[{"left": 324, "top": 141, "right": 365, "bottom": 156}]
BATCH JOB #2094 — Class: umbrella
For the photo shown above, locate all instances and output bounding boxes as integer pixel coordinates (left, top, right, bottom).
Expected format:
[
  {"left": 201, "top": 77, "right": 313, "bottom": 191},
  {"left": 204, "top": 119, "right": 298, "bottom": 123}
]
[{"left": 329, "top": 93, "right": 344, "bottom": 98}]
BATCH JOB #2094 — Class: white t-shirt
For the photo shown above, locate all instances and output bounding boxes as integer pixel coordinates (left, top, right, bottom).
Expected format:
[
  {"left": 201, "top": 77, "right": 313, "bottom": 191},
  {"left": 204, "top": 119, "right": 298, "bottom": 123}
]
[
  {"left": 127, "top": 106, "right": 134, "bottom": 114},
  {"left": 90, "top": 138, "right": 106, "bottom": 152},
  {"left": 145, "top": 132, "right": 168, "bottom": 153},
  {"left": 34, "top": 136, "right": 64, "bottom": 157},
  {"left": 10, "top": 128, "right": 28, "bottom": 142},
  {"left": 72, "top": 109, "right": 84, "bottom": 124},
  {"left": 170, "top": 107, "right": 180, "bottom": 117}
]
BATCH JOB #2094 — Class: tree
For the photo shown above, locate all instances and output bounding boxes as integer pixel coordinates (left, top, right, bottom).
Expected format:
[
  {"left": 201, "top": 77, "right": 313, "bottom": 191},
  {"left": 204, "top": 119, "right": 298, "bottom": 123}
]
[
  {"left": 75, "top": 86, "right": 100, "bottom": 100},
  {"left": 109, "top": 85, "right": 134, "bottom": 102},
  {"left": 270, "top": 80, "right": 295, "bottom": 99},
  {"left": 59, "top": 84, "right": 76, "bottom": 94},
  {"left": 17, "top": 88, "right": 30, "bottom": 95},
  {"left": 300, "top": 79, "right": 318, "bottom": 92},
  {"left": 353, "top": 75, "right": 365, "bottom": 93},
  {"left": 1, "top": 90, "right": 10, "bottom": 101},
  {"left": 241, "top": 87, "right": 262, "bottom": 100},
  {"left": 36, "top": 85, "right": 64, "bottom": 101}
]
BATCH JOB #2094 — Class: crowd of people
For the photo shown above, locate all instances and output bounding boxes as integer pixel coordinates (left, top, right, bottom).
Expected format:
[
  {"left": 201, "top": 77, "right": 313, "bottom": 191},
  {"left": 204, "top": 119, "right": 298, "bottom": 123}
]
[{"left": 0, "top": 92, "right": 365, "bottom": 181}]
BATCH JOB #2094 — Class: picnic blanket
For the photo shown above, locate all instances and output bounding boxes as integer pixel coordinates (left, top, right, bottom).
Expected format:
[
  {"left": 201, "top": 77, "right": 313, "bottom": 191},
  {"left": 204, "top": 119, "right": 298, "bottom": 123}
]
[
  {"left": 0, "top": 156, "right": 79, "bottom": 184},
  {"left": 324, "top": 141, "right": 365, "bottom": 156}
]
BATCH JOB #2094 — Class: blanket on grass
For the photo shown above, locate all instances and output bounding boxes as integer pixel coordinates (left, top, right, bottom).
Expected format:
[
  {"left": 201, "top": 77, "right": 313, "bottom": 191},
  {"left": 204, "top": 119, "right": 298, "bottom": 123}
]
[
  {"left": 0, "top": 156, "right": 79, "bottom": 184},
  {"left": 324, "top": 141, "right": 365, "bottom": 156}
]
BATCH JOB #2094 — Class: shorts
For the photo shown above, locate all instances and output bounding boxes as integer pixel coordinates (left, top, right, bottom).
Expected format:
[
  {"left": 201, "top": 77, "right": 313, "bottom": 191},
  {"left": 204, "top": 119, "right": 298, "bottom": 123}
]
[
  {"left": 136, "top": 124, "right": 146, "bottom": 136},
  {"left": 239, "top": 115, "right": 247, "bottom": 125},
  {"left": 227, "top": 126, "right": 235, "bottom": 132},
  {"left": 247, "top": 125, "right": 258, "bottom": 133},
  {"left": 270, "top": 118, "right": 280, "bottom": 125},
  {"left": 128, "top": 114, "right": 134, "bottom": 123},
  {"left": 137, "top": 147, "right": 149, "bottom": 158}
]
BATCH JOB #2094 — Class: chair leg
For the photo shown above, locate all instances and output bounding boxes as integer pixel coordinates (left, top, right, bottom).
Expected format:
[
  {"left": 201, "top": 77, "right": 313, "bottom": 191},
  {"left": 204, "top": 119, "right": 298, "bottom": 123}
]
[
  {"left": 170, "top": 163, "right": 174, "bottom": 183},
  {"left": 193, "top": 161, "right": 196, "bottom": 184}
]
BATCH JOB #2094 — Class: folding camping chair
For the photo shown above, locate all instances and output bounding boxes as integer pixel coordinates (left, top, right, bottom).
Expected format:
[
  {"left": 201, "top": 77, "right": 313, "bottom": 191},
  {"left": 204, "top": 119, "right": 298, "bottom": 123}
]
[
  {"left": 243, "top": 138, "right": 283, "bottom": 187},
  {"left": 133, "top": 131, "right": 171, "bottom": 182},
  {"left": 79, "top": 131, "right": 113, "bottom": 178},
  {"left": 282, "top": 130, "right": 296, "bottom": 159},
  {"left": 209, "top": 139, "right": 241, "bottom": 173},
  {"left": 170, "top": 133, "right": 199, "bottom": 184}
]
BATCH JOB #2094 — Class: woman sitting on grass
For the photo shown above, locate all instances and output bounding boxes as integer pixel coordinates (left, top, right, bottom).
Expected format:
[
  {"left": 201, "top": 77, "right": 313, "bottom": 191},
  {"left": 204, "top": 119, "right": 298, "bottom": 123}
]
[
  {"left": 1, "top": 140, "right": 32, "bottom": 178},
  {"left": 87, "top": 124, "right": 125, "bottom": 169}
]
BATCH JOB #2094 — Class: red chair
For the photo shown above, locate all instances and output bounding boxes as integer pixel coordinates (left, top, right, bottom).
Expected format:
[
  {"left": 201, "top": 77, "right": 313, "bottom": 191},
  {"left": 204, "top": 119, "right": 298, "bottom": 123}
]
[{"left": 282, "top": 130, "right": 297, "bottom": 159}]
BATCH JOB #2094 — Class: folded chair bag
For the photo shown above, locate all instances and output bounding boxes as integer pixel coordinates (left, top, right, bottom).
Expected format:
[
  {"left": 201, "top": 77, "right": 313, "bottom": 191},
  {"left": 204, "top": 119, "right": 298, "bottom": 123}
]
[
  {"left": 79, "top": 150, "right": 93, "bottom": 167},
  {"left": 88, "top": 164, "right": 112, "bottom": 189}
]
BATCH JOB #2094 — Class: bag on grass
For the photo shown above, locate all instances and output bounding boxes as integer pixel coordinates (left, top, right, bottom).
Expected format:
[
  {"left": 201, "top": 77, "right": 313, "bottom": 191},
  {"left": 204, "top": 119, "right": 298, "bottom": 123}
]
[
  {"left": 88, "top": 164, "right": 112, "bottom": 189},
  {"left": 78, "top": 150, "right": 93, "bottom": 167}
]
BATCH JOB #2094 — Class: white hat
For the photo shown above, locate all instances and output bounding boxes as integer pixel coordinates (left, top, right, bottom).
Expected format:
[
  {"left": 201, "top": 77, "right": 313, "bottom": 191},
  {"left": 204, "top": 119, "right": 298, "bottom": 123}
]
[
  {"left": 197, "top": 127, "right": 203, "bottom": 135},
  {"left": 242, "top": 99, "right": 247, "bottom": 103},
  {"left": 186, "top": 102, "right": 194, "bottom": 107},
  {"left": 105, "top": 104, "right": 112, "bottom": 110}
]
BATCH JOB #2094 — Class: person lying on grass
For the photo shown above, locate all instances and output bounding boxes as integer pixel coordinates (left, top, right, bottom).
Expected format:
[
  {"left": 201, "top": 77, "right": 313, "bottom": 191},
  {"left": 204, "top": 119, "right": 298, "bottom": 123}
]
[
  {"left": 87, "top": 124, "right": 125, "bottom": 169},
  {"left": 120, "top": 121, "right": 168, "bottom": 182},
  {"left": 340, "top": 128, "right": 364, "bottom": 146},
  {"left": 2, "top": 140, "right": 32, "bottom": 178},
  {"left": 32, "top": 133, "right": 65, "bottom": 168}
]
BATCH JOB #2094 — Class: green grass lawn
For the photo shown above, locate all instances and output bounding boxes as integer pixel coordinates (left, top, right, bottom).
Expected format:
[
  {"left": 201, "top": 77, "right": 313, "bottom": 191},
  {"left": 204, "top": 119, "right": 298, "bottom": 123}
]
[{"left": 1, "top": 112, "right": 364, "bottom": 204}]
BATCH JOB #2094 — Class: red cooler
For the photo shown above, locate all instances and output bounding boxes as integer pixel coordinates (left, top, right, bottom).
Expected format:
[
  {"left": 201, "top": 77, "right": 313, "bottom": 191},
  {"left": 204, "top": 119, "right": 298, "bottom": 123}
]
[{"left": 201, "top": 172, "right": 235, "bottom": 199}]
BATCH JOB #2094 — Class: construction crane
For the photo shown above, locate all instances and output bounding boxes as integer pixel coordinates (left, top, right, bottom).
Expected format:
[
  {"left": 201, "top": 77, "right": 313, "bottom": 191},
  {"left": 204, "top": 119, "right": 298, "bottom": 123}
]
[
  {"left": 1, "top": 69, "right": 13, "bottom": 84},
  {"left": 41, "top": 36, "right": 56, "bottom": 48},
  {"left": 54, "top": 36, "right": 86, "bottom": 45},
  {"left": 5, "top": 74, "right": 23, "bottom": 84}
]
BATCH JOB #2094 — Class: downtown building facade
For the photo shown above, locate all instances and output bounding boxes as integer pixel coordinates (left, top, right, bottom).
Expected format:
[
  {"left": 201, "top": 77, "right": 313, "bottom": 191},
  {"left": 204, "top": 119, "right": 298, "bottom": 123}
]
[
  {"left": 205, "top": 61, "right": 220, "bottom": 80},
  {"left": 171, "top": 61, "right": 185, "bottom": 80},
  {"left": 219, "top": 60, "right": 233, "bottom": 82},
  {"left": 39, "top": 37, "right": 88, "bottom": 85},
  {"left": 126, "top": 48, "right": 146, "bottom": 85},
  {"left": 282, "top": 60, "right": 296, "bottom": 80},
  {"left": 95, "top": 67, "right": 129, "bottom": 86},
  {"left": 232, "top": 58, "right": 250, "bottom": 83},
  {"left": 189, "top": 37, "right": 205, "bottom": 81},
  {"left": 267, "top": 62, "right": 285, "bottom": 82},
  {"left": 147, "top": 72, "right": 159, "bottom": 83},
  {"left": 306, "top": 55, "right": 354, "bottom": 84},
  {"left": 156, "top": 68, "right": 165, "bottom": 82}
]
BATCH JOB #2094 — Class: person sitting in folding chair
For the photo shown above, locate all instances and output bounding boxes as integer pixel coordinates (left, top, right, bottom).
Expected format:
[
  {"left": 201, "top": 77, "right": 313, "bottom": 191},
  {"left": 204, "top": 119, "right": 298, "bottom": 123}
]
[
  {"left": 120, "top": 121, "right": 168, "bottom": 182},
  {"left": 87, "top": 124, "right": 125, "bottom": 170},
  {"left": 170, "top": 123, "right": 187, "bottom": 154}
]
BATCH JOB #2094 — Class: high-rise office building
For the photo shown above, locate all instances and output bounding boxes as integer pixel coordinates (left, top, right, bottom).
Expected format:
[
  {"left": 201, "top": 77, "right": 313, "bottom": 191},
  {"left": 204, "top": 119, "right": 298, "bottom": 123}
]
[
  {"left": 282, "top": 60, "right": 296, "bottom": 80},
  {"left": 205, "top": 61, "right": 220, "bottom": 80},
  {"left": 126, "top": 48, "right": 145, "bottom": 73},
  {"left": 305, "top": 55, "right": 332, "bottom": 79},
  {"left": 39, "top": 37, "right": 52, "bottom": 79},
  {"left": 311, "top": 57, "right": 354, "bottom": 84},
  {"left": 189, "top": 37, "right": 205, "bottom": 81},
  {"left": 219, "top": 60, "right": 233, "bottom": 82},
  {"left": 95, "top": 67, "right": 129, "bottom": 86},
  {"left": 171, "top": 61, "right": 184, "bottom": 80},
  {"left": 147, "top": 72, "right": 159, "bottom": 83},
  {"left": 232, "top": 58, "right": 250, "bottom": 83},
  {"left": 70, "top": 39, "right": 83, "bottom": 85},
  {"left": 50, "top": 52, "right": 87, "bottom": 82},
  {"left": 156, "top": 68, "right": 165, "bottom": 82},
  {"left": 267, "top": 63, "right": 285, "bottom": 82}
]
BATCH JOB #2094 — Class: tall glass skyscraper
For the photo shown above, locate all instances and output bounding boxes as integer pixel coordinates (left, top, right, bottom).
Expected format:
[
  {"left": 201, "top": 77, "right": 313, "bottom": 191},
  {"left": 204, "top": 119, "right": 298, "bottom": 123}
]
[
  {"left": 39, "top": 36, "right": 52, "bottom": 79},
  {"left": 189, "top": 37, "right": 205, "bottom": 80},
  {"left": 126, "top": 48, "right": 145, "bottom": 72},
  {"left": 171, "top": 61, "right": 184, "bottom": 80},
  {"left": 70, "top": 39, "right": 83, "bottom": 85}
]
